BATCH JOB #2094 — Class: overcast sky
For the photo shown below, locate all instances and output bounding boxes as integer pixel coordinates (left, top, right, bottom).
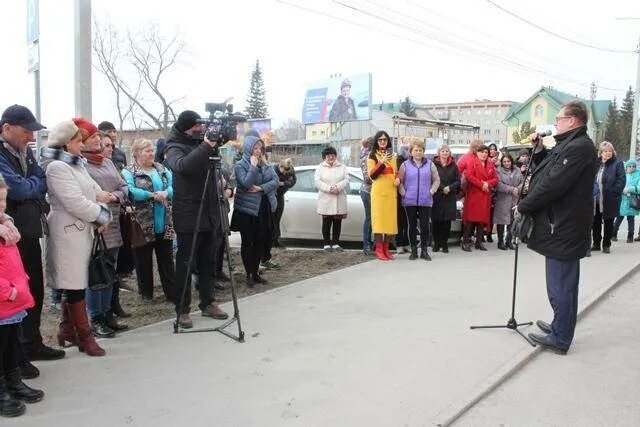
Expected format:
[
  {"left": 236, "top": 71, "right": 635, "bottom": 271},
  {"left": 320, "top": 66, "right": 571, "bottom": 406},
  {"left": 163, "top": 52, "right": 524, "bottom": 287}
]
[{"left": 1, "top": 0, "right": 638, "bottom": 128}]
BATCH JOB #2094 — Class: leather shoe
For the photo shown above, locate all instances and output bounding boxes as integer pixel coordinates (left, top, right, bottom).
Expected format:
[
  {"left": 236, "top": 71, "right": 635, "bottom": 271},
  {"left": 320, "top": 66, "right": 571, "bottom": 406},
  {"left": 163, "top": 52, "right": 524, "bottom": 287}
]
[
  {"left": 528, "top": 332, "right": 568, "bottom": 355},
  {"left": 536, "top": 320, "right": 552, "bottom": 334},
  {"left": 105, "top": 311, "right": 129, "bottom": 332},
  {"left": 603, "top": 246, "right": 611, "bottom": 254},
  {"left": 6, "top": 369, "right": 44, "bottom": 403},
  {"left": 178, "top": 314, "right": 193, "bottom": 329},
  {"left": 28, "top": 345, "right": 65, "bottom": 361},
  {"left": 201, "top": 304, "right": 229, "bottom": 320},
  {"left": 18, "top": 361, "right": 39, "bottom": 380}
]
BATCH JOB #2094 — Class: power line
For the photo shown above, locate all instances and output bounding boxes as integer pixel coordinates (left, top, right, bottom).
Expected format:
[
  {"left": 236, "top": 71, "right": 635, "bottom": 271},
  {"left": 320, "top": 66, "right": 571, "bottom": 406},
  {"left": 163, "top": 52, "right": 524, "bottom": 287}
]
[{"left": 484, "top": 0, "right": 636, "bottom": 54}]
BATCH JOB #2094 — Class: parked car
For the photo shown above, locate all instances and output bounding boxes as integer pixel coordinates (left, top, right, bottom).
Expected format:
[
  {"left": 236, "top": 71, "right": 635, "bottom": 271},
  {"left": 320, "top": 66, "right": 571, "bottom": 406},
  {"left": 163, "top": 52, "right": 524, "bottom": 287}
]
[{"left": 279, "top": 165, "right": 462, "bottom": 242}]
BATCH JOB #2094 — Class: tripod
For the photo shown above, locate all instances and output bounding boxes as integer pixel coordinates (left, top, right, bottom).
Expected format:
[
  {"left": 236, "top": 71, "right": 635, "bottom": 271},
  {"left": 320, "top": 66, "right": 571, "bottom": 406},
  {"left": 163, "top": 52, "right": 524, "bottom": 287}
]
[
  {"left": 172, "top": 152, "right": 245, "bottom": 342},
  {"left": 469, "top": 149, "right": 540, "bottom": 347}
]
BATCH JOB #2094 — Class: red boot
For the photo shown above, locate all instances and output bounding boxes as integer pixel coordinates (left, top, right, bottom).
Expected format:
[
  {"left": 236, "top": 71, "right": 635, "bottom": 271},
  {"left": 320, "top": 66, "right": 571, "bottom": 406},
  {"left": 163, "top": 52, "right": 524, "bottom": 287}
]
[
  {"left": 383, "top": 242, "right": 395, "bottom": 260},
  {"left": 374, "top": 242, "right": 388, "bottom": 261},
  {"left": 67, "top": 300, "right": 106, "bottom": 357},
  {"left": 57, "top": 300, "right": 78, "bottom": 347}
]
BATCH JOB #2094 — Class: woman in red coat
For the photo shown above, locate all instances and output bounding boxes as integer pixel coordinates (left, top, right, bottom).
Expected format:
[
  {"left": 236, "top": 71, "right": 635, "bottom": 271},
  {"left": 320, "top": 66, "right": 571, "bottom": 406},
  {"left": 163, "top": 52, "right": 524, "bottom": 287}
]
[{"left": 461, "top": 145, "right": 498, "bottom": 251}]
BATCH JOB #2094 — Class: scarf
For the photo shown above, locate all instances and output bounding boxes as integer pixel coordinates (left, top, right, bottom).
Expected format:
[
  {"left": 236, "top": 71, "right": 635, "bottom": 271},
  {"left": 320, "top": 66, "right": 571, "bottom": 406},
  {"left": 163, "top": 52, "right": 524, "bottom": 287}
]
[{"left": 82, "top": 149, "right": 105, "bottom": 165}]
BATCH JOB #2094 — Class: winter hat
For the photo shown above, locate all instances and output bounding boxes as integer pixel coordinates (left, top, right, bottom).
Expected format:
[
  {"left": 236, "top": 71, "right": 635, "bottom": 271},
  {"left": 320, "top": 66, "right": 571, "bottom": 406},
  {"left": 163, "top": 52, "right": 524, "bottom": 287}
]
[
  {"left": 72, "top": 117, "right": 98, "bottom": 141},
  {"left": 625, "top": 159, "right": 637, "bottom": 168},
  {"left": 98, "top": 121, "right": 116, "bottom": 132},
  {"left": 175, "top": 110, "right": 201, "bottom": 132},
  {"left": 518, "top": 148, "right": 529, "bottom": 158},
  {"left": 47, "top": 121, "right": 79, "bottom": 148}
]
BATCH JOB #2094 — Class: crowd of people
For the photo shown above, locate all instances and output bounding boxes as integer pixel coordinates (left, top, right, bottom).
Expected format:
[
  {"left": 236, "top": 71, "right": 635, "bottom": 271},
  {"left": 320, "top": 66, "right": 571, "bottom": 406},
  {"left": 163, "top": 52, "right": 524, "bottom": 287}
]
[{"left": 0, "top": 97, "right": 634, "bottom": 415}]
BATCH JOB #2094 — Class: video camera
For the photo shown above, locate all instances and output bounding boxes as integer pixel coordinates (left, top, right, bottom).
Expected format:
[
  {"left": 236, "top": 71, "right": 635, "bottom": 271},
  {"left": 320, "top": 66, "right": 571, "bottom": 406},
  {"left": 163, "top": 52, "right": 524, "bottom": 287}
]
[{"left": 197, "top": 102, "right": 247, "bottom": 147}]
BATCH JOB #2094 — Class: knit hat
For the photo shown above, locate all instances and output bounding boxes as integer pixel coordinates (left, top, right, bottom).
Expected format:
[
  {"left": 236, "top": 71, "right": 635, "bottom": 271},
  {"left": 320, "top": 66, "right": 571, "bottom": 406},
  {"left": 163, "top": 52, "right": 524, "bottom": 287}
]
[
  {"left": 175, "top": 110, "right": 201, "bottom": 132},
  {"left": 518, "top": 148, "right": 529, "bottom": 158},
  {"left": 47, "top": 121, "right": 79, "bottom": 148},
  {"left": 72, "top": 117, "right": 98, "bottom": 141},
  {"left": 97, "top": 121, "right": 116, "bottom": 132}
]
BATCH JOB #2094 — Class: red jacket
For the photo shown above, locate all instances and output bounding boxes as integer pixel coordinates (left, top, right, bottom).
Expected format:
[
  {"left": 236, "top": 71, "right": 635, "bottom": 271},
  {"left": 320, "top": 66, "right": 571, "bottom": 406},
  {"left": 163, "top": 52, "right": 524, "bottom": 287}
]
[
  {"left": 0, "top": 242, "right": 35, "bottom": 319},
  {"left": 462, "top": 156, "right": 498, "bottom": 226}
]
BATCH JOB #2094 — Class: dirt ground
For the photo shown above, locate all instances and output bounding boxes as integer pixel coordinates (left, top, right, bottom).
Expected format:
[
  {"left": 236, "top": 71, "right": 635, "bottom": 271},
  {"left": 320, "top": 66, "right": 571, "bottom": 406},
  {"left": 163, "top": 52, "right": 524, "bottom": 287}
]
[{"left": 40, "top": 247, "right": 371, "bottom": 346}]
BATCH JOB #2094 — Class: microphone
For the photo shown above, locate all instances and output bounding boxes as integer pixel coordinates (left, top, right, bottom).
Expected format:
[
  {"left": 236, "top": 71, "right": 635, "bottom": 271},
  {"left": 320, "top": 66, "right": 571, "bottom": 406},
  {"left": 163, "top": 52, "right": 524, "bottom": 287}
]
[{"left": 520, "top": 129, "right": 552, "bottom": 144}]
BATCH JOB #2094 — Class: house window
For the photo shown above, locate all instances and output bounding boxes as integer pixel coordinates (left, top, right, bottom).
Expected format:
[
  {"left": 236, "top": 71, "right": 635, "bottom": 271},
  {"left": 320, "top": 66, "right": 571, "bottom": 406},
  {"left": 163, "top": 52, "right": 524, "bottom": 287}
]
[
  {"left": 535, "top": 105, "right": 544, "bottom": 118},
  {"left": 483, "top": 129, "right": 491, "bottom": 135},
  {"left": 495, "top": 129, "right": 500, "bottom": 135}
]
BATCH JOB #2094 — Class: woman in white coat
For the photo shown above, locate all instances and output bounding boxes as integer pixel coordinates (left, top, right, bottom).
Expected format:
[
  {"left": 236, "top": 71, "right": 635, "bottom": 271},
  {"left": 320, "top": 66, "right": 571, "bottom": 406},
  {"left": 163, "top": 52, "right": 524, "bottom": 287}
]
[
  {"left": 40, "top": 120, "right": 112, "bottom": 357},
  {"left": 314, "top": 146, "right": 349, "bottom": 251}
]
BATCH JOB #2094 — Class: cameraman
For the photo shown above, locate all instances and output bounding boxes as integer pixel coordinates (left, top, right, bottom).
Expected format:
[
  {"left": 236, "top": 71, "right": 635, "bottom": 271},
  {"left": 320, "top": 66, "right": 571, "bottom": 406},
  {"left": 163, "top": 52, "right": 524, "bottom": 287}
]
[
  {"left": 516, "top": 100, "right": 597, "bottom": 355},
  {"left": 164, "top": 110, "right": 229, "bottom": 329}
]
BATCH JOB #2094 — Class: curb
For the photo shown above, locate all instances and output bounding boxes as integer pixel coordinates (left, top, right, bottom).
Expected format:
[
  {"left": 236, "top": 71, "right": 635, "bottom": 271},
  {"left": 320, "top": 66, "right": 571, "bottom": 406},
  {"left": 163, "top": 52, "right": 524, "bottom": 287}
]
[{"left": 434, "top": 260, "right": 640, "bottom": 426}]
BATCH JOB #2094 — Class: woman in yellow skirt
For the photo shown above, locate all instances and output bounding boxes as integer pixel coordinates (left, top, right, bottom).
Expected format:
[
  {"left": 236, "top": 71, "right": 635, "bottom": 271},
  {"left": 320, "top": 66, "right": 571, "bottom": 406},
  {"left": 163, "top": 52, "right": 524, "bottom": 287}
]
[{"left": 367, "top": 130, "right": 399, "bottom": 260}]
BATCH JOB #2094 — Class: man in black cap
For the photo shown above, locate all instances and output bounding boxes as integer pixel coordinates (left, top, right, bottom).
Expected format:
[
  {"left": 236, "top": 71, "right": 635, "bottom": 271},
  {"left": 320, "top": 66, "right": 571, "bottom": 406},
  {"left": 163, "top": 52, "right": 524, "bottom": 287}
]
[
  {"left": 0, "top": 105, "right": 65, "bottom": 375},
  {"left": 164, "top": 110, "right": 229, "bottom": 328},
  {"left": 98, "top": 121, "right": 127, "bottom": 170}
]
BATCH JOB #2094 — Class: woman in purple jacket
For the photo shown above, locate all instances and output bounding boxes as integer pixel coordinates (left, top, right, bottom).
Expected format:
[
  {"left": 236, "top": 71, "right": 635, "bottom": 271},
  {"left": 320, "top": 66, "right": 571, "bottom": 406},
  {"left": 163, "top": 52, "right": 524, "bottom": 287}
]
[{"left": 397, "top": 140, "right": 440, "bottom": 260}]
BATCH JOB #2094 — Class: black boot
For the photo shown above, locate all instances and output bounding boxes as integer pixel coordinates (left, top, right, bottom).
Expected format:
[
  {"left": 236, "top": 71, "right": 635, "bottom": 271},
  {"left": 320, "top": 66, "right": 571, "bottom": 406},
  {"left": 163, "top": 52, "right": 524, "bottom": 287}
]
[
  {"left": 91, "top": 316, "right": 116, "bottom": 339},
  {"left": 409, "top": 245, "right": 418, "bottom": 260},
  {"left": 505, "top": 226, "right": 515, "bottom": 249},
  {"left": 611, "top": 231, "right": 618, "bottom": 242},
  {"left": 105, "top": 311, "right": 129, "bottom": 332},
  {"left": 462, "top": 224, "right": 473, "bottom": 252},
  {"left": 420, "top": 245, "right": 431, "bottom": 261},
  {"left": 497, "top": 225, "right": 506, "bottom": 250},
  {"left": 442, "top": 241, "right": 449, "bottom": 253},
  {"left": 475, "top": 225, "right": 488, "bottom": 251},
  {"left": 5, "top": 369, "right": 44, "bottom": 404},
  {"left": 111, "top": 283, "right": 131, "bottom": 318},
  {"left": 627, "top": 233, "right": 634, "bottom": 243},
  {"left": 0, "top": 377, "right": 25, "bottom": 417}
]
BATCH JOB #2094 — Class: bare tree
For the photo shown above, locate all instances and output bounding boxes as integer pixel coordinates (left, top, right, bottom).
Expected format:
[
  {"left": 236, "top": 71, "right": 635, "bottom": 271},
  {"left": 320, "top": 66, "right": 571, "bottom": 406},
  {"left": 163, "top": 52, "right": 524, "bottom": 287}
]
[{"left": 93, "top": 19, "right": 187, "bottom": 137}]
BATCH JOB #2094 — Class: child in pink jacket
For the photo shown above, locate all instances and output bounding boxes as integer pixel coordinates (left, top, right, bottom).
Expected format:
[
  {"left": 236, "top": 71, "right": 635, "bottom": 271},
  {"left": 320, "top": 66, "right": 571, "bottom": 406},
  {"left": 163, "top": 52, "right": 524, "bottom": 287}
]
[{"left": 0, "top": 175, "right": 44, "bottom": 417}]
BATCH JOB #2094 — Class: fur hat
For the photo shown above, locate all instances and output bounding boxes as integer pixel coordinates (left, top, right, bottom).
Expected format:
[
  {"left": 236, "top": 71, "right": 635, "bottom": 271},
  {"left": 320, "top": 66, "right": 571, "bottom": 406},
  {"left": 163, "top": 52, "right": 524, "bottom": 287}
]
[
  {"left": 518, "top": 148, "right": 529, "bottom": 158},
  {"left": 47, "top": 121, "right": 79, "bottom": 148},
  {"left": 72, "top": 117, "right": 98, "bottom": 141}
]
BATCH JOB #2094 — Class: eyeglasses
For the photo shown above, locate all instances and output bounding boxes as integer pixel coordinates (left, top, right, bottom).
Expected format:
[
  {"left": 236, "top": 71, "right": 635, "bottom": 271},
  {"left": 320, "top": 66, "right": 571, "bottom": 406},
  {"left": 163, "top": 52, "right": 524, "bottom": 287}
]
[
  {"left": 377, "top": 137, "right": 388, "bottom": 142},
  {"left": 554, "top": 116, "right": 572, "bottom": 123}
]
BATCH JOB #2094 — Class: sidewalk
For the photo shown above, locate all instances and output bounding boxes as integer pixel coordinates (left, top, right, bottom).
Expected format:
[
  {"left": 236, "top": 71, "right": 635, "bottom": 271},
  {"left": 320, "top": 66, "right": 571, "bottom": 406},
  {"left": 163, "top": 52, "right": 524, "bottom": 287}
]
[{"left": 8, "top": 241, "right": 640, "bottom": 426}]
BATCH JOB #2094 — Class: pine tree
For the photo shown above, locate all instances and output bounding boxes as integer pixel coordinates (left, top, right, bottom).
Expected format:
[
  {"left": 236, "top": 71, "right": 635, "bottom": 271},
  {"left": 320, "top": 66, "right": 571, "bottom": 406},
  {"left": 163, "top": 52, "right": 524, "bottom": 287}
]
[
  {"left": 400, "top": 96, "right": 417, "bottom": 117},
  {"left": 619, "top": 87, "right": 635, "bottom": 153},
  {"left": 245, "top": 60, "right": 269, "bottom": 119},
  {"left": 605, "top": 97, "right": 623, "bottom": 154},
  {"left": 512, "top": 121, "right": 536, "bottom": 143}
]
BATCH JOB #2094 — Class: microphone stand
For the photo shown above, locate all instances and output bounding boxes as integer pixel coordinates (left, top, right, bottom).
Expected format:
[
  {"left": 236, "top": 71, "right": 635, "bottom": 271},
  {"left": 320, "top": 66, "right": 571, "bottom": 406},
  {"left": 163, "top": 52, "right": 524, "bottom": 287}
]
[{"left": 469, "top": 140, "right": 544, "bottom": 347}]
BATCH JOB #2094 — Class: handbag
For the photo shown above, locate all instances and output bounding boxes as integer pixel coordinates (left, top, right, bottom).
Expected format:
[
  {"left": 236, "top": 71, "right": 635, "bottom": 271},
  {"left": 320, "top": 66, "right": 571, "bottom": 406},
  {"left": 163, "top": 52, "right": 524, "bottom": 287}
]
[
  {"left": 630, "top": 195, "right": 640, "bottom": 210},
  {"left": 88, "top": 234, "right": 118, "bottom": 291},
  {"left": 121, "top": 203, "right": 147, "bottom": 249}
]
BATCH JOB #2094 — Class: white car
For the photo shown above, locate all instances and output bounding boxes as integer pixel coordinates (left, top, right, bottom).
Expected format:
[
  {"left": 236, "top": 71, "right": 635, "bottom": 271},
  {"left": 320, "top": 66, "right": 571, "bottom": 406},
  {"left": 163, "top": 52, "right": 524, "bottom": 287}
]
[
  {"left": 280, "top": 166, "right": 365, "bottom": 241},
  {"left": 280, "top": 165, "right": 462, "bottom": 242}
]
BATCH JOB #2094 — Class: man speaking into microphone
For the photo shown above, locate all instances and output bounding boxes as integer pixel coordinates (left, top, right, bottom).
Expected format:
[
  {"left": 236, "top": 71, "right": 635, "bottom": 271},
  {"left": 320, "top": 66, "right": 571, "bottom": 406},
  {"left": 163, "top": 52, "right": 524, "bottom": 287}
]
[{"left": 516, "top": 100, "right": 597, "bottom": 355}]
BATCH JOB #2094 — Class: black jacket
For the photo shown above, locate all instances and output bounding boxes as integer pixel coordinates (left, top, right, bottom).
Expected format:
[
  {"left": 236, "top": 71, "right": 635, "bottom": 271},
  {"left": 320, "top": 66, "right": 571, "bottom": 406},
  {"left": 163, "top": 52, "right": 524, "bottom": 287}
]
[
  {"left": 111, "top": 146, "right": 128, "bottom": 171},
  {"left": 0, "top": 141, "right": 47, "bottom": 238},
  {"left": 595, "top": 156, "right": 625, "bottom": 219},
  {"left": 518, "top": 126, "right": 597, "bottom": 260},
  {"left": 163, "top": 125, "right": 221, "bottom": 233},
  {"left": 273, "top": 164, "right": 297, "bottom": 197},
  {"left": 432, "top": 156, "right": 460, "bottom": 221}
]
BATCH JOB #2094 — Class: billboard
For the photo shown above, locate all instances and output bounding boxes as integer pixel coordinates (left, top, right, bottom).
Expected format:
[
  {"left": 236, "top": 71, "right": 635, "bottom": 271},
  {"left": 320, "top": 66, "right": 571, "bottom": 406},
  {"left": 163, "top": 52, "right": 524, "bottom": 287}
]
[
  {"left": 235, "top": 119, "right": 274, "bottom": 146},
  {"left": 301, "top": 73, "right": 371, "bottom": 124}
]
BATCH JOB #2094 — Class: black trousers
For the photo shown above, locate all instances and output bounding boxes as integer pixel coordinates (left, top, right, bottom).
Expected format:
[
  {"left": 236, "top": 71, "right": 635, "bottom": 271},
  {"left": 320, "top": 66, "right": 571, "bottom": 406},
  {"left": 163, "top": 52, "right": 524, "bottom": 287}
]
[
  {"left": 405, "top": 206, "right": 431, "bottom": 247},
  {"left": 16, "top": 236, "right": 43, "bottom": 356},
  {"left": 592, "top": 205, "right": 613, "bottom": 248},
  {"left": 133, "top": 237, "right": 175, "bottom": 299},
  {"left": 240, "top": 220, "right": 265, "bottom": 278},
  {"left": 0, "top": 324, "right": 19, "bottom": 376},
  {"left": 321, "top": 217, "right": 343, "bottom": 246},
  {"left": 432, "top": 220, "right": 451, "bottom": 248},
  {"left": 273, "top": 192, "right": 285, "bottom": 243},
  {"left": 174, "top": 231, "right": 216, "bottom": 315},
  {"left": 215, "top": 236, "right": 226, "bottom": 275},
  {"left": 396, "top": 203, "right": 409, "bottom": 247}
]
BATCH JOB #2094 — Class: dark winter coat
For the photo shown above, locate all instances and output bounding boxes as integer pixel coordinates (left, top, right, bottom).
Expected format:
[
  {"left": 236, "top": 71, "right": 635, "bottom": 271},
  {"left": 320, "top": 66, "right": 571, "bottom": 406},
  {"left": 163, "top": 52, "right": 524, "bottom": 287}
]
[
  {"left": 273, "top": 164, "right": 297, "bottom": 197},
  {"left": 493, "top": 166, "right": 523, "bottom": 225},
  {"left": 0, "top": 139, "right": 47, "bottom": 238},
  {"left": 518, "top": 126, "right": 598, "bottom": 260},
  {"left": 432, "top": 156, "right": 460, "bottom": 221},
  {"left": 164, "top": 124, "right": 221, "bottom": 233},
  {"left": 593, "top": 156, "right": 625, "bottom": 219},
  {"left": 111, "top": 146, "right": 128, "bottom": 171}
]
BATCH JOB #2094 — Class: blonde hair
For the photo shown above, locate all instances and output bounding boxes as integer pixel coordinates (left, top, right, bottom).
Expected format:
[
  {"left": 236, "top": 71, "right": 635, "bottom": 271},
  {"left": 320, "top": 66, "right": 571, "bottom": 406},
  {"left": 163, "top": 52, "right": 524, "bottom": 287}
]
[
  {"left": 599, "top": 141, "right": 616, "bottom": 157},
  {"left": 131, "top": 138, "right": 154, "bottom": 161},
  {"left": 409, "top": 139, "right": 425, "bottom": 153},
  {"left": 469, "top": 139, "right": 483, "bottom": 152},
  {"left": 280, "top": 158, "right": 293, "bottom": 170}
]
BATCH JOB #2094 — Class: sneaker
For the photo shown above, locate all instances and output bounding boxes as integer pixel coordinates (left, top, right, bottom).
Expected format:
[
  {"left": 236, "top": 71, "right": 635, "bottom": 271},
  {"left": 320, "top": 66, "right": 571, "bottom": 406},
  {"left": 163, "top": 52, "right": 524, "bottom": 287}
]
[
  {"left": 331, "top": 244, "right": 343, "bottom": 252},
  {"left": 323, "top": 245, "right": 332, "bottom": 251},
  {"left": 260, "top": 259, "right": 280, "bottom": 269},
  {"left": 201, "top": 304, "right": 229, "bottom": 320},
  {"left": 178, "top": 314, "right": 193, "bottom": 329}
]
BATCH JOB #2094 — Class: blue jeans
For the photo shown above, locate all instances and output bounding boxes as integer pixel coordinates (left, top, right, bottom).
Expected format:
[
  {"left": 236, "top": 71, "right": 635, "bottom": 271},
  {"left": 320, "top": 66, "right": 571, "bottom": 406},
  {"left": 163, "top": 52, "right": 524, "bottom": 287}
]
[
  {"left": 545, "top": 257, "right": 580, "bottom": 350},
  {"left": 86, "top": 247, "right": 118, "bottom": 319},
  {"left": 360, "top": 191, "right": 372, "bottom": 250}
]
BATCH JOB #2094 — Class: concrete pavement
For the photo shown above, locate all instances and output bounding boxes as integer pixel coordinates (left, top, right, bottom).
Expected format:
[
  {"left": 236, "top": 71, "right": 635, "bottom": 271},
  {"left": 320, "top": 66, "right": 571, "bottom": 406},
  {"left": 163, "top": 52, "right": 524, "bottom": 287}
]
[{"left": 7, "top": 240, "right": 640, "bottom": 426}]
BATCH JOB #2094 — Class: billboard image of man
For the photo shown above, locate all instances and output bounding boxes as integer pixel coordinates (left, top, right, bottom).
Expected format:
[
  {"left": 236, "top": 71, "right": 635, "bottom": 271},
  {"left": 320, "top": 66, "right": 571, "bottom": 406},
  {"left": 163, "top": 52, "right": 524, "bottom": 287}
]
[{"left": 328, "top": 79, "right": 356, "bottom": 122}]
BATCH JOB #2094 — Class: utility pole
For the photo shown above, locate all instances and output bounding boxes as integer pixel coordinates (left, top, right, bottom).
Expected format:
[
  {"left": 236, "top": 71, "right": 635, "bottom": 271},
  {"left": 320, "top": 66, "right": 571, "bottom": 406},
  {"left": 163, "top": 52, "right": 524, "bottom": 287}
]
[
  {"left": 631, "top": 38, "right": 640, "bottom": 159},
  {"left": 74, "top": 0, "right": 92, "bottom": 119}
]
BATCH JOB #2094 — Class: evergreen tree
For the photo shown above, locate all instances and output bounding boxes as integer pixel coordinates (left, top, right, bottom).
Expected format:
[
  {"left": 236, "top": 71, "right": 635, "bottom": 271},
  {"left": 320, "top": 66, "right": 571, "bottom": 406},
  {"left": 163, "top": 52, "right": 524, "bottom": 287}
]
[
  {"left": 245, "top": 60, "right": 269, "bottom": 119},
  {"left": 605, "top": 97, "right": 623, "bottom": 155},
  {"left": 512, "top": 121, "right": 536, "bottom": 144},
  {"left": 619, "top": 86, "right": 635, "bottom": 153},
  {"left": 400, "top": 96, "right": 417, "bottom": 117}
]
